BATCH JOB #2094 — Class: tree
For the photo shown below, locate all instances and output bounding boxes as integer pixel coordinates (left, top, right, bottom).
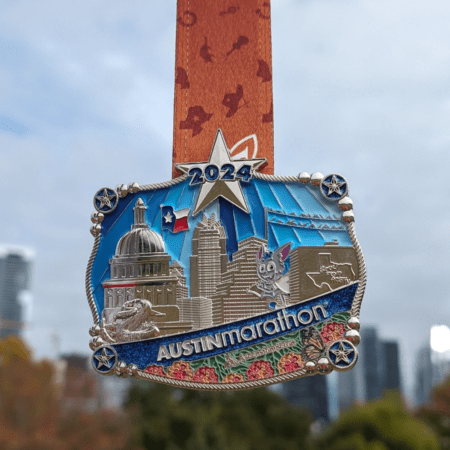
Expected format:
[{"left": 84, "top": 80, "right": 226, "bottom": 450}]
[
  {"left": 0, "top": 337, "right": 136, "bottom": 450},
  {"left": 417, "top": 377, "right": 450, "bottom": 450},
  {"left": 125, "top": 382, "right": 313, "bottom": 450},
  {"left": 314, "top": 393, "right": 439, "bottom": 450},
  {"left": 56, "top": 410, "right": 135, "bottom": 450},
  {"left": 0, "top": 336, "right": 57, "bottom": 449}
]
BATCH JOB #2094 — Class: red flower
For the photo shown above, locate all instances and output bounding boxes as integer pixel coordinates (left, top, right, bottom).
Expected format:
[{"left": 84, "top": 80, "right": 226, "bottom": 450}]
[
  {"left": 277, "top": 353, "right": 304, "bottom": 374},
  {"left": 193, "top": 366, "right": 218, "bottom": 384},
  {"left": 167, "top": 361, "right": 193, "bottom": 381},
  {"left": 246, "top": 360, "right": 274, "bottom": 380},
  {"left": 144, "top": 364, "right": 166, "bottom": 377},
  {"left": 320, "top": 322, "right": 346, "bottom": 346},
  {"left": 222, "top": 373, "right": 245, "bottom": 384}
]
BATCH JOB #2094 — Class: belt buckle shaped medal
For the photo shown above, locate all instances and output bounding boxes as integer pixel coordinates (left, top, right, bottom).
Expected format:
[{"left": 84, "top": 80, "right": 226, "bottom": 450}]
[{"left": 87, "top": 1, "right": 366, "bottom": 388}]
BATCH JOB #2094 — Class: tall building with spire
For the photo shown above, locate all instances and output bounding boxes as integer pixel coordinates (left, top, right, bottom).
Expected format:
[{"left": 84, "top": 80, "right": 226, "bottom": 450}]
[
  {"left": 215, "top": 237, "right": 269, "bottom": 324},
  {"left": 190, "top": 214, "right": 228, "bottom": 300}
]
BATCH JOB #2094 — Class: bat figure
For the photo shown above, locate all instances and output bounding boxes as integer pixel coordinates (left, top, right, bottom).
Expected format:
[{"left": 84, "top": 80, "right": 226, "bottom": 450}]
[{"left": 248, "top": 242, "right": 291, "bottom": 309}]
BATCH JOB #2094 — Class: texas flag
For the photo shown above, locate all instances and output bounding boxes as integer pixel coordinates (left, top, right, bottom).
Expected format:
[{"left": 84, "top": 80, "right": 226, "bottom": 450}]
[{"left": 161, "top": 206, "right": 190, "bottom": 233}]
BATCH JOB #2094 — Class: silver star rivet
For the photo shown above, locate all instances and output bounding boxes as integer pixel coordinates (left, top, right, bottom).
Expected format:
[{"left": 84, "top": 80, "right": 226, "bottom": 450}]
[
  {"left": 175, "top": 129, "right": 266, "bottom": 215},
  {"left": 94, "top": 348, "right": 114, "bottom": 369},
  {"left": 323, "top": 175, "right": 346, "bottom": 197},
  {"left": 330, "top": 341, "right": 354, "bottom": 364},
  {"left": 95, "top": 189, "right": 117, "bottom": 210},
  {"left": 164, "top": 211, "right": 174, "bottom": 223}
]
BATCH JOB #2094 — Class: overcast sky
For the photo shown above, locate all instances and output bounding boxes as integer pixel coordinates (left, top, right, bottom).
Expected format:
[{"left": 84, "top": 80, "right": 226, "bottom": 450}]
[{"left": 1, "top": 0, "right": 449, "bottom": 400}]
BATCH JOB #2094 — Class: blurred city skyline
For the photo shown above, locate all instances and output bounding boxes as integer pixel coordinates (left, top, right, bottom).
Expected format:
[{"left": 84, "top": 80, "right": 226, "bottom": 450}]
[{"left": 1, "top": 0, "right": 449, "bottom": 401}]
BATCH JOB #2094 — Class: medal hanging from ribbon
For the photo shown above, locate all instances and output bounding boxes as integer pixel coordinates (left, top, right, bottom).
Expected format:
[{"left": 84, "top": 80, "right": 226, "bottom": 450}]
[{"left": 87, "top": 0, "right": 366, "bottom": 389}]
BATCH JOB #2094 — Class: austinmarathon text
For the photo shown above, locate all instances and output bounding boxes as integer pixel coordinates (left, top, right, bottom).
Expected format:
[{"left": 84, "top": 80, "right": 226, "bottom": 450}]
[
  {"left": 157, "top": 305, "right": 327, "bottom": 362},
  {"left": 112, "top": 283, "right": 357, "bottom": 368}
]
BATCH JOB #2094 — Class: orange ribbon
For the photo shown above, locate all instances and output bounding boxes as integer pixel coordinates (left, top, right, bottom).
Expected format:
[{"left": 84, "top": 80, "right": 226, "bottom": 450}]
[{"left": 172, "top": 1, "right": 274, "bottom": 177}]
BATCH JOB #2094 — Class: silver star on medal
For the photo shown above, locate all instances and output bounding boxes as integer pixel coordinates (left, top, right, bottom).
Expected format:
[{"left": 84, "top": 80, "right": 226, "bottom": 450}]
[
  {"left": 323, "top": 175, "right": 346, "bottom": 197},
  {"left": 175, "top": 129, "right": 266, "bottom": 215},
  {"left": 95, "top": 188, "right": 117, "bottom": 210},
  {"left": 330, "top": 341, "right": 354, "bottom": 365},
  {"left": 94, "top": 348, "right": 115, "bottom": 369},
  {"left": 164, "top": 211, "right": 174, "bottom": 223}
]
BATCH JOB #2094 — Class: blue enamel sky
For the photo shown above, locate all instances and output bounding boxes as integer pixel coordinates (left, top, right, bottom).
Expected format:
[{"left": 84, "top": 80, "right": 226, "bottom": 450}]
[{"left": 91, "top": 177, "right": 352, "bottom": 316}]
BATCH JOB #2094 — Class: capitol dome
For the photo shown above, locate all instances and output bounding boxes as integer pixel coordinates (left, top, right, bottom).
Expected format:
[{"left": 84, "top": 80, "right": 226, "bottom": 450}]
[{"left": 115, "top": 198, "right": 165, "bottom": 256}]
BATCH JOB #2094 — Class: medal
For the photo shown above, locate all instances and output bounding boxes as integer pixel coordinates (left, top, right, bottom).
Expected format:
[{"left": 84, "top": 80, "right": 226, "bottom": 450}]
[{"left": 86, "top": 1, "right": 366, "bottom": 389}]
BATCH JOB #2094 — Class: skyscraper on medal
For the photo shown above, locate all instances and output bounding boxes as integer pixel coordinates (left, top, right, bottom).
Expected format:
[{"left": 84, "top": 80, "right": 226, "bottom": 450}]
[
  {"left": 216, "top": 237, "right": 270, "bottom": 323},
  {"left": 190, "top": 214, "right": 228, "bottom": 300}
]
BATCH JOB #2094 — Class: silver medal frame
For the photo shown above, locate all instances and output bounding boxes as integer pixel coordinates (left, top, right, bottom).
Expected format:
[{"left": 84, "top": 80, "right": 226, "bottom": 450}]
[{"left": 86, "top": 170, "right": 366, "bottom": 389}]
